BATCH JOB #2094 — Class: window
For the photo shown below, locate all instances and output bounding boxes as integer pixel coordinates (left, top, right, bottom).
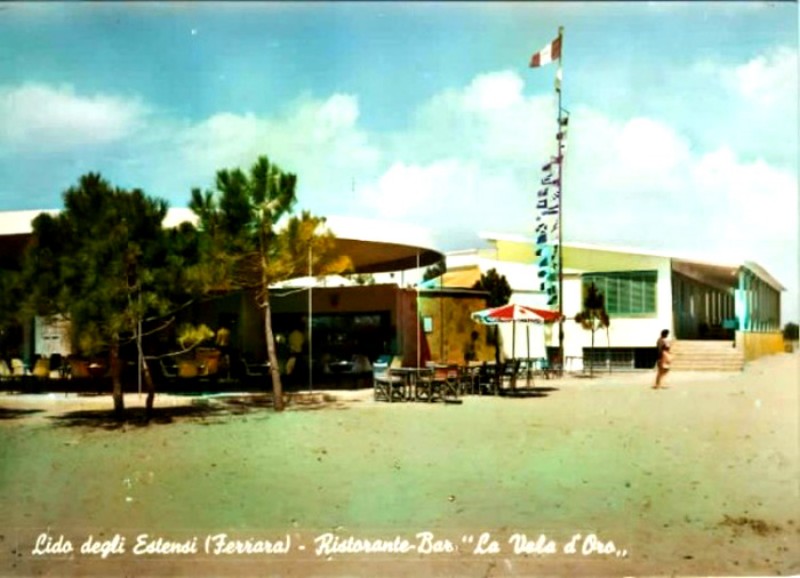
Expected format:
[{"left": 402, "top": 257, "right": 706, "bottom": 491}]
[{"left": 582, "top": 271, "right": 658, "bottom": 316}]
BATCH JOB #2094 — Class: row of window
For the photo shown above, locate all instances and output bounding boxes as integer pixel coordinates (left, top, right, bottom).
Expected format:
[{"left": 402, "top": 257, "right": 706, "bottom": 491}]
[{"left": 582, "top": 271, "right": 658, "bottom": 316}]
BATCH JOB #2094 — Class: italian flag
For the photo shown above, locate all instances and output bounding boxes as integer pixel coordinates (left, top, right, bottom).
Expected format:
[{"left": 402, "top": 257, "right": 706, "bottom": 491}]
[{"left": 530, "top": 35, "right": 562, "bottom": 68}]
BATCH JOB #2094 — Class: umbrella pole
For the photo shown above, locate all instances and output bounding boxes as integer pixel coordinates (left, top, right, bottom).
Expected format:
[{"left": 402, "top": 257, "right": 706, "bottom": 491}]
[
  {"left": 512, "top": 321, "right": 516, "bottom": 391},
  {"left": 526, "top": 324, "right": 531, "bottom": 387}
]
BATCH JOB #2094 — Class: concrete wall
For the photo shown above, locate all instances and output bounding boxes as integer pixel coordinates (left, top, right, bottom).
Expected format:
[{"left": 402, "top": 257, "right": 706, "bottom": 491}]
[
  {"left": 558, "top": 248, "right": 673, "bottom": 351},
  {"left": 418, "top": 293, "right": 492, "bottom": 364},
  {"left": 736, "top": 331, "right": 785, "bottom": 361}
]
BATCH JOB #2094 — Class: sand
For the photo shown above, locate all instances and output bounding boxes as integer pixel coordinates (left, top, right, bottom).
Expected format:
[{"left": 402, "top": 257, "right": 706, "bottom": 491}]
[{"left": 0, "top": 352, "right": 798, "bottom": 577}]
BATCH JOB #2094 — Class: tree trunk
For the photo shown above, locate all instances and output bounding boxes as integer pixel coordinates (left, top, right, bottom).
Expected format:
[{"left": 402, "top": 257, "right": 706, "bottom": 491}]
[
  {"left": 133, "top": 328, "right": 158, "bottom": 421},
  {"left": 263, "top": 294, "right": 284, "bottom": 411},
  {"left": 110, "top": 335, "right": 125, "bottom": 418},
  {"left": 493, "top": 326, "right": 501, "bottom": 395},
  {"left": 142, "top": 360, "right": 157, "bottom": 421},
  {"left": 590, "top": 323, "right": 595, "bottom": 377}
]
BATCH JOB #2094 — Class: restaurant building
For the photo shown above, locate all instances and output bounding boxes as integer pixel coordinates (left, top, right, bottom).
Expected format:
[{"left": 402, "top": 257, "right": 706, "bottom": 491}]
[{"left": 426, "top": 233, "right": 785, "bottom": 371}]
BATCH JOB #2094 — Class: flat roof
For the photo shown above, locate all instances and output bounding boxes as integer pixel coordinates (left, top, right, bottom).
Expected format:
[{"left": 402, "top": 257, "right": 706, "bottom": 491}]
[
  {"left": 478, "top": 232, "right": 784, "bottom": 291},
  {"left": 0, "top": 209, "right": 443, "bottom": 275}
]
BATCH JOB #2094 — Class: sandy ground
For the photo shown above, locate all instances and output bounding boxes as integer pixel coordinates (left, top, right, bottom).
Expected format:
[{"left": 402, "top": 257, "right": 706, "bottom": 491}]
[{"left": 0, "top": 353, "right": 798, "bottom": 577}]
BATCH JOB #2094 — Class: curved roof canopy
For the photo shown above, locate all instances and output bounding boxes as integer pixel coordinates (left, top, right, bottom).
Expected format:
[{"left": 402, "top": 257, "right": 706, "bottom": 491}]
[{"left": 0, "top": 209, "right": 443, "bottom": 275}]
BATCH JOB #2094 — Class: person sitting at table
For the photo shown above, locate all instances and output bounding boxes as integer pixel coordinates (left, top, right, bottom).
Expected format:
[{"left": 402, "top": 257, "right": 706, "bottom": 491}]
[{"left": 351, "top": 354, "right": 372, "bottom": 373}]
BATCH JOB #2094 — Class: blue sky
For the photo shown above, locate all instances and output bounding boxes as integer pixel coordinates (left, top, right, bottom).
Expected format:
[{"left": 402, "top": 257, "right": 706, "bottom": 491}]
[{"left": 1, "top": 2, "right": 798, "bottom": 321}]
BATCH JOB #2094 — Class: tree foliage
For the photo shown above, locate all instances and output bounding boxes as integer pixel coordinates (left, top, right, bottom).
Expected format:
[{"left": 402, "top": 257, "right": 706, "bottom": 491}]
[
  {"left": 422, "top": 259, "right": 447, "bottom": 283},
  {"left": 347, "top": 273, "right": 375, "bottom": 286},
  {"left": 784, "top": 322, "right": 799, "bottom": 341},
  {"left": 574, "top": 282, "right": 610, "bottom": 376},
  {"left": 473, "top": 268, "right": 512, "bottom": 364},
  {"left": 20, "top": 173, "right": 199, "bottom": 417},
  {"left": 189, "top": 155, "right": 351, "bottom": 411},
  {"left": 473, "top": 268, "right": 512, "bottom": 307}
]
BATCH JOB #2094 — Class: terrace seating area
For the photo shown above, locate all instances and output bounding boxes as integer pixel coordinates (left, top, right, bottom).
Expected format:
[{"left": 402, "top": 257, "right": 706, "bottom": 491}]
[{"left": 372, "top": 356, "right": 563, "bottom": 404}]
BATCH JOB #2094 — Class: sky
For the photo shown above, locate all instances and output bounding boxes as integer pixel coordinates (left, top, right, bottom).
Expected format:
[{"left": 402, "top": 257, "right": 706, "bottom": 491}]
[{"left": 0, "top": 2, "right": 798, "bottom": 323}]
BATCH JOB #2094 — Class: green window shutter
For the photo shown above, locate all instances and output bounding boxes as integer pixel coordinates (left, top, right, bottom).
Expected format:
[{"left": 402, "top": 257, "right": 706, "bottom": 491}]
[{"left": 581, "top": 270, "right": 658, "bottom": 316}]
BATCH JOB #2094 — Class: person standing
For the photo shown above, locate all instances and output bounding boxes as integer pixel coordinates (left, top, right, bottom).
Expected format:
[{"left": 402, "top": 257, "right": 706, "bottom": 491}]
[
  {"left": 653, "top": 329, "right": 672, "bottom": 389},
  {"left": 286, "top": 322, "right": 306, "bottom": 382}
]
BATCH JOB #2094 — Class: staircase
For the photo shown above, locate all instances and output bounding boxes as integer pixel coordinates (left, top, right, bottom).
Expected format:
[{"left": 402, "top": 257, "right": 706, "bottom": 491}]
[{"left": 669, "top": 340, "right": 744, "bottom": 371}]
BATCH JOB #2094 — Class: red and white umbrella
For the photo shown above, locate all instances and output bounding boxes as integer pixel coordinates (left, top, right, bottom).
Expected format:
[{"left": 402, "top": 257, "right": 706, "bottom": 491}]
[
  {"left": 471, "top": 303, "right": 561, "bottom": 325},
  {"left": 472, "top": 304, "right": 561, "bottom": 383}
]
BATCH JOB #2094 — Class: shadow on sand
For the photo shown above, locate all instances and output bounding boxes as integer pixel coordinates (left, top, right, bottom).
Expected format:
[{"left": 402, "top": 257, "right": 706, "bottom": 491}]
[
  {"left": 0, "top": 407, "right": 45, "bottom": 420},
  {"left": 498, "top": 386, "right": 559, "bottom": 398},
  {"left": 46, "top": 393, "right": 353, "bottom": 430}
]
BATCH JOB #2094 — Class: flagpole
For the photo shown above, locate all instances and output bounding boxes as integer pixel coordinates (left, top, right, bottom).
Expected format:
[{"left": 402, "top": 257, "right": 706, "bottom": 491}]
[
  {"left": 530, "top": 26, "right": 566, "bottom": 373},
  {"left": 556, "top": 25, "right": 565, "bottom": 374}
]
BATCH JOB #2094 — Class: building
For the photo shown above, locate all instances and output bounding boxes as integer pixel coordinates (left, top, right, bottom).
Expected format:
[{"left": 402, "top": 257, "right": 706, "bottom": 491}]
[
  {"left": 426, "top": 233, "right": 785, "bottom": 370},
  {"left": 0, "top": 207, "right": 785, "bottom": 378},
  {"left": 0, "top": 209, "right": 444, "bottom": 382}
]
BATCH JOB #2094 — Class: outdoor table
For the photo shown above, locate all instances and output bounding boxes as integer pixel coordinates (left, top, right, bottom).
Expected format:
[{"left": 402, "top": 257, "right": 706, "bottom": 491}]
[
  {"left": 426, "top": 364, "right": 460, "bottom": 402},
  {"left": 389, "top": 367, "right": 428, "bottom": 401},
  {"left": 329, "top": 360, "right": 353, "bottom": 373}
]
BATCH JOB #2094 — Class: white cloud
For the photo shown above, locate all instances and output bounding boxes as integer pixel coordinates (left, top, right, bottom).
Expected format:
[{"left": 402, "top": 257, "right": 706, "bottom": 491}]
[
  {"left": 166, "top": 94, "right": 381, "bottom": 209},
  {"left": 360, "top": 159, "right": 472, "bottom": 219},
  {"left": 400, "top": 70, "right": 556, "bottom": 168},
  {"left": 462, "top": 70, "right": 525, "bottom": 112},
  {"left": 0, "top": 83, "right": 148, "bottom": 152},
  {"left": 3, "top": 46, "right": 795, "bottom": 317},
  {"left": 727, "top": 46, "right": 798, "bottom": 107},
  {"left": 692, "top": 147, "right": 798, "bottom": 247}
]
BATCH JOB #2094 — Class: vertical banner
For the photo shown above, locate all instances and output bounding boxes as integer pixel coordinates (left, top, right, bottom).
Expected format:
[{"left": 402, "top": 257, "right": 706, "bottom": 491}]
[{"left": 530, "top": 28, "right": 565, "bottom": 309}]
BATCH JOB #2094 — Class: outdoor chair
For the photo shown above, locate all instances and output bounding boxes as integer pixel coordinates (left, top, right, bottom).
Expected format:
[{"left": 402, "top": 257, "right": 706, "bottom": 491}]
[
  {"left": 67, "top": 357, "right": 91, "bottom": 379},
  {"left": 10, "top": 358, "right": 27, "bottom": 377},
  {"left": 0, "top": 359, "right": 11, "bottom": 381},
  {"left": 434, "top": 364, "right": 461, "bottom": 401},
  {"left": 32, "top": 357, "right": 50, "bottom": 379},
  {"left": 499, "top": 359, "right": 523, "bottom": 392},
  {"left": 416, "top": 364, "right": 459, "bottom": 402},
  {"left": 373, "top": 356, "right": 404, "bottom": 402},
  {"left": 159, "top": 359, "right": 178, "bottom": 383},
  {"left": 242, "top": 358, "right": 270, "bottom": 378},
  {"left": 458, "top": 363, "right": 481, "bottom": 395},
  {"left": 535, "top": 357, "right": 557, "bottom": 380},
  {"left": 48, "top": 353, "right": 68, "bottom": 378},
  {"left": 477, "top": 362, "right": 495, "bottom": 395},
  {"left": 177, "top": 359, "right": 200, "bottom": 379},
  {"left": 413, "top": 367, "right": 437, "bottom": 401}
]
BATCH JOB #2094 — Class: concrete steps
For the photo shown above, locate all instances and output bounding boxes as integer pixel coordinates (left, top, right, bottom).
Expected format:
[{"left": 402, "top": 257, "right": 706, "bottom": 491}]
[{"left": 669, "top": 340, "right": 744, "bottom": 371}]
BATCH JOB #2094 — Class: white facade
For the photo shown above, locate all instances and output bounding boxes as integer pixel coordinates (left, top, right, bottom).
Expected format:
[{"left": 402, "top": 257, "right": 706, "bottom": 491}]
[
  {"left": 34, "top": 316, "right": 71, "bottom": 357},
  {"left": 441, "top": 236, "right": 733, "bottom": 369}
]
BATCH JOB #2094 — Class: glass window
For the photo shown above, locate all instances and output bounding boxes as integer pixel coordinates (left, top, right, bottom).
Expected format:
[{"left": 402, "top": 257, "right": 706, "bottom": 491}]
[{"left": 582, "top": 271, "right": 658, "bottom": 316}]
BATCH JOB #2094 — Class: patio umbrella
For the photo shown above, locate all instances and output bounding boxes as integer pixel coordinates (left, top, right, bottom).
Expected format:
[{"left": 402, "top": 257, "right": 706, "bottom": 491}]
[{"left": 471, "top": 303, "right": 561, "bottom": 385}]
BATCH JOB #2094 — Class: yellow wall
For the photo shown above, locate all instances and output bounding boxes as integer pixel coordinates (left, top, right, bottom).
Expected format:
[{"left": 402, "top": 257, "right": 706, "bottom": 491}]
[
  {"left": 491, "top": 239, "right": 672, "bottom": 272},
  {"left": 737, "top": 331, "right": 785, "bottom": 361},
  {"left": 419, "top": 294, "right": 492, "bottom": 364},
  {"left": 494, "top": 239, "right": 536, "bottom": 264},
  {"left": 563, "top": 246, "right": 670, "bottom": 272}
]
